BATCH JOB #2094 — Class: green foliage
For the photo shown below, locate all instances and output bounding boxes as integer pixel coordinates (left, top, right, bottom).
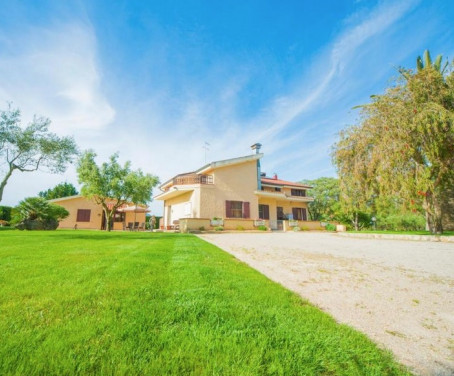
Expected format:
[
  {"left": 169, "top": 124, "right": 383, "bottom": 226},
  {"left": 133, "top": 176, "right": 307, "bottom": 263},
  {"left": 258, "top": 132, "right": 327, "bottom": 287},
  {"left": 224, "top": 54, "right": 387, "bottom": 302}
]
[
  {"left": 257, "top": 225, "right": 267, "bottom": 231},
  {"left": 302, "top": 177, "right": 341, "bottom": 221},
  {"left": 325, "top": 223, "right": 337, "bottom": 231},
  {"left": 0, "top": 205, "right": 12, "bottom": 221},
  {"left": 77, "top": 151, "right": 159, "bottom": 231},
  {"left": 236, "top": 225, "right": 245, "bottom": 231},
  {"left": 0, "top": 231, "right": 410, "bottom": 375},
  {"left": 198, "top": 226, "right": 205, "bottom": 231},
  {"left": 214, "top": 226, "right": 224, "bottom": 231},
  {"left": 0, "top": 105, "right": 78, "bottom": 202},
  {"left": 333, "top": 50, "right": 454, "bottom": 234},
  {"left": 376, "top": 213, "right": 426, "bottom": 232},
  {"left": 11, "top": 197, "right": 69, "bottom": 230},
  {"left": 38, "top": 182, "right": 78, "bottom": 200}
]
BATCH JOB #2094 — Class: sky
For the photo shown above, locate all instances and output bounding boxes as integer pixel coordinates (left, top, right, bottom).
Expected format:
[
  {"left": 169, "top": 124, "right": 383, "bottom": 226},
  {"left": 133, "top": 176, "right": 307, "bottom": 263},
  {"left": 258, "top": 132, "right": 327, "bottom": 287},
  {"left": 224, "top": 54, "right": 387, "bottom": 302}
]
[{"left": 1, "top": 0, "right": 453, "bottom": 214}]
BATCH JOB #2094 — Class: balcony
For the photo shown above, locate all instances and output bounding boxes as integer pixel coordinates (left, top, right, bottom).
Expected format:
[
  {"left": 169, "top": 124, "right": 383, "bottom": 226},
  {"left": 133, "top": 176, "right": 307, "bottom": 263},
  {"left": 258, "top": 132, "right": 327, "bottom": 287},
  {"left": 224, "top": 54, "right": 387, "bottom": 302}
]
[{"left": 163, "top": 174, "right": 213, "bottom": 191}]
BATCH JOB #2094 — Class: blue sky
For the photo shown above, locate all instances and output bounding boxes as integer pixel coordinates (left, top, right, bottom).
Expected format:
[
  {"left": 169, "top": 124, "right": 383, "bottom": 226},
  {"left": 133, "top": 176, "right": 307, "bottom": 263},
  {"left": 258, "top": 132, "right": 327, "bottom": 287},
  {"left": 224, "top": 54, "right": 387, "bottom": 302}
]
[{"left": 1, "top": 0, "right": 453, "bottom": 214}]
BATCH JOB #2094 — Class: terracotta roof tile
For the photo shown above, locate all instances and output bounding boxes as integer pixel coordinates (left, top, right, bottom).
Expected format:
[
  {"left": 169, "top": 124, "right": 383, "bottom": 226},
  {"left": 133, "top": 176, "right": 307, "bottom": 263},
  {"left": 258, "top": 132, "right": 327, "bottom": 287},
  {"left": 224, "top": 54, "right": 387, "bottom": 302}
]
[{"left": 261, "top": 177, "right": 311, "bottom": 188}]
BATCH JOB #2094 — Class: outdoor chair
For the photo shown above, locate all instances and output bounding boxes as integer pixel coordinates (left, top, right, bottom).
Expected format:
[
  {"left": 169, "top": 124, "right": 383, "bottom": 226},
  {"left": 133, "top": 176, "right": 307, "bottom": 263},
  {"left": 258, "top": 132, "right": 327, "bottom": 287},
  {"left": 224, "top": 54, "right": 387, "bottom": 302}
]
[
  {"left": 133, "top": 222, "right": 139, "bottom": 231},
  {"left": 126, "top": 222, "right": 133, "bottom": 231},
  {"left": 173, "top": 220, "right": 180, "bottom": 231},
  {"left": 138, "top": 222, "right": 145, "bottom": 231}
]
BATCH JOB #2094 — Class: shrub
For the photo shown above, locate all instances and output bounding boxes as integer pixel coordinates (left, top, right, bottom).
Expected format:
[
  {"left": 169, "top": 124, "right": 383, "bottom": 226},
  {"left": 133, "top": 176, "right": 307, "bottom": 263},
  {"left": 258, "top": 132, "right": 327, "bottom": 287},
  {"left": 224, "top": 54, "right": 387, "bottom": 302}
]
[
  {"left": 293, "top": 226, "right": 300, "bottom": 231},
  {"left": 0, "top": 219, "right": 10, "bottom": 226},
  {"left": 236, "top": 225, "right": 245, "bottom": 231},
  {"left": 257, "top": 225, "right": 267, "bottom": 231},
  {"left": 199, "top": 226, "right": 205, "bottom": 231},
  {"left": 325, "top": 223, "right": 336, "bottom": 231},
  {"left": 12, "top": 197, "right": 69, "bottom": 231},
  {"left": 376, "top": 213, "right": 425, "bottom": 231},
  {"left": 214, "top": 226, "right": 224, "bottom": 231},
  {"left": 0, "top": 206, "right": 12, "bottom": 222}
]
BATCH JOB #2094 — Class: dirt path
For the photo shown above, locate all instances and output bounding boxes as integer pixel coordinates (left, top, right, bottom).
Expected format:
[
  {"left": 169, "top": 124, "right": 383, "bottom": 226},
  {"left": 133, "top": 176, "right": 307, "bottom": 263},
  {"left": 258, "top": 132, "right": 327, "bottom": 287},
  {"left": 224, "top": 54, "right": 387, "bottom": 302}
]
[{"left": 198, "top": 232, "right": 454, "bottom": 376}]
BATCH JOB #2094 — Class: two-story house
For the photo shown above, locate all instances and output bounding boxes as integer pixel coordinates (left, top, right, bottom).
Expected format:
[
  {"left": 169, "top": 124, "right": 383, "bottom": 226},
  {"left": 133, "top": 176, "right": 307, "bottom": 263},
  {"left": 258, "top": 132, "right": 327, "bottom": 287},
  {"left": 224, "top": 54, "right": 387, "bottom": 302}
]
[{"left": 154, "top": 144, "right": 315, "bottom": 231}]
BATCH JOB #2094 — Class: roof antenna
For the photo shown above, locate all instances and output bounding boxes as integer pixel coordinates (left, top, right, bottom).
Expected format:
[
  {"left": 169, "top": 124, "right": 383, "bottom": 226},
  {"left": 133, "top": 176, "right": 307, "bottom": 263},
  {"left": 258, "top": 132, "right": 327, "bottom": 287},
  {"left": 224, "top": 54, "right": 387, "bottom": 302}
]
[{"left": 203, "top": 141, "right": 210, "bottom": 163}]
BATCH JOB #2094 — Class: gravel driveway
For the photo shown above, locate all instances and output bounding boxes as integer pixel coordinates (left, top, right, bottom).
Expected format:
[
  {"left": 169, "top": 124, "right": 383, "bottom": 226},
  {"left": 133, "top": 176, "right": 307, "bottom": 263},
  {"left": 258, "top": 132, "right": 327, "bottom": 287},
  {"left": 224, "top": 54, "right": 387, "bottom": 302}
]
[{"left": 198, "top": 232, "right": 454, "bottom": 376}]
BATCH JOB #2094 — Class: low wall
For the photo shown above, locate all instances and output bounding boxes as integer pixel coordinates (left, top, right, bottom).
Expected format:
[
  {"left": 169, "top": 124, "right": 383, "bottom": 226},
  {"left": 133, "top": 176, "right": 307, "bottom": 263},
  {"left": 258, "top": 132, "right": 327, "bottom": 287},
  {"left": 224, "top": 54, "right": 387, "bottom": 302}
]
[
  {"left": 283, "top": 220, "right": 325, "bottom": 231},
  {"left": 179, "top": 218, "right": 257, "bottom": 232},
  {"left": 179, "top": 218, "right": 330, "bottom": 232}
]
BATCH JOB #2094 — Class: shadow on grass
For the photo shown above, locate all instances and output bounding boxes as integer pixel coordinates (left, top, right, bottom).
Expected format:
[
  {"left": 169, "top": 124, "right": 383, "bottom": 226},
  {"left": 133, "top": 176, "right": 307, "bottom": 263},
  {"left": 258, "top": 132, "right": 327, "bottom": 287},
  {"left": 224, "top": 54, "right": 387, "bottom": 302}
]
[{"left": 53, "top": 232, "right": 188, "bottom": 241}]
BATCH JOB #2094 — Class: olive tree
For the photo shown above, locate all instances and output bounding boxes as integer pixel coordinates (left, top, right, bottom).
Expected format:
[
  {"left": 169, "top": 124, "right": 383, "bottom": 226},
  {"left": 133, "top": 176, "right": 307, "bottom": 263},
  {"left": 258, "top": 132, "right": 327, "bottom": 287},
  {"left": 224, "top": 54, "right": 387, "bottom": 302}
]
[
  {"left": 0, "top": 105, "right": 78, "bottom": 202},
  {"left": 77, "top": 151, "right": 159, "bottom": 231}
]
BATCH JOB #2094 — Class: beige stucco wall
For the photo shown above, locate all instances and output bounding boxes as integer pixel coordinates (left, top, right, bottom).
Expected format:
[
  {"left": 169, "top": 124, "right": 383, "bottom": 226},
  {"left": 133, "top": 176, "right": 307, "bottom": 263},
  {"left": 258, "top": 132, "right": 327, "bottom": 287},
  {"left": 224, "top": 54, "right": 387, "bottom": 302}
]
[
  {"left": 54, "top": 196, "right": 103, "bottom": 229},
  {"left": 163, "top": 191, "right": 195, "bottom": 227},
  {"left": 199, "top": 161, "right": 259, "bottom": 219}
]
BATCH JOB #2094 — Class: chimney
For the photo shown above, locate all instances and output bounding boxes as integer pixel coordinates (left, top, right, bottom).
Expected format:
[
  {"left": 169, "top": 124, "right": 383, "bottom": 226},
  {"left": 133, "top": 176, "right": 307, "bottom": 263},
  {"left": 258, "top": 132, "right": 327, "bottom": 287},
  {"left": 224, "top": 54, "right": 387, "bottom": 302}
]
[
  {"left": 273, "top": 173, "right": 278, "bottom": 180},
  {"left": 250, "top": 143, "right": 262, "bottom": 154}
]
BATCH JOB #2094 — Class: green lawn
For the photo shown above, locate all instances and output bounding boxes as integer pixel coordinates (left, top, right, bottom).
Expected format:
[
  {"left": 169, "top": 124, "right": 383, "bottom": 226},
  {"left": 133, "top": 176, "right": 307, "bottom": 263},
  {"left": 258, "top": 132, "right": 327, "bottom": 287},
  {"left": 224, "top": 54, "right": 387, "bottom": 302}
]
[{"left": 0, "top": 231, "right": 410, "bottom": 375}]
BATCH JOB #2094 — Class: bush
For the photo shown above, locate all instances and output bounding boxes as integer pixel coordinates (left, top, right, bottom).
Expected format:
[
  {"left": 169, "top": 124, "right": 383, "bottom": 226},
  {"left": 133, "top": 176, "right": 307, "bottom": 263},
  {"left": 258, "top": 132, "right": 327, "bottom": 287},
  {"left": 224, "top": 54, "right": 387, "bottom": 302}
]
[
  {"left": 293, "top": 226, "right": 300, "bottom": 231},
  {"left": 214, "top": 226, "right": 224, "bottom": 231},
  {"left": 12, "top": 197, "right": 69, "bottom": 231},
  {"left": 325, "top": 223, "right": 336, "bottom": 231},
  {"left": 376, "top": 213, "right": 425, "bottom": 231},
  {"left": 236, "top": 225, "right": 245, "bottom": 231},
  {"left": 0, "top": 219, "right": 10, "bottom": 226},
  {"left": 199, "top": 226, "right": 205, "bottom": 231},
  {"left": 0, "top": 206, "right": 12, "bottom": 222},
  {"left": 257, "top": 225, "right": 267, "bottom": 231}
]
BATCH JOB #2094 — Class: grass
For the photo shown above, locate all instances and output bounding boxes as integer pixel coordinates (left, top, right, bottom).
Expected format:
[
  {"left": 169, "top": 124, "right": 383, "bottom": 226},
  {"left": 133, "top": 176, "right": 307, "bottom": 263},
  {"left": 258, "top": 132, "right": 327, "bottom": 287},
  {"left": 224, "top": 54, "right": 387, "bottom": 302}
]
[
  {"left": 0, "top": 230, "right": 410, "bottom": 375},
  {"left": 349, "top": 230, "right": 454, "bottom": 236}
]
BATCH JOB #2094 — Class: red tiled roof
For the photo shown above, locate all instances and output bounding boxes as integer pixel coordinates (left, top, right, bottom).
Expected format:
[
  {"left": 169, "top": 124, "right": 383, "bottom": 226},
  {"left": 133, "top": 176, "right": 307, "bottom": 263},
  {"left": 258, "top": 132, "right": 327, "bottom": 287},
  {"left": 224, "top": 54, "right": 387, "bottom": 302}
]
[{"left": 261, "top": 177, "right": 311, "bottom": 188}]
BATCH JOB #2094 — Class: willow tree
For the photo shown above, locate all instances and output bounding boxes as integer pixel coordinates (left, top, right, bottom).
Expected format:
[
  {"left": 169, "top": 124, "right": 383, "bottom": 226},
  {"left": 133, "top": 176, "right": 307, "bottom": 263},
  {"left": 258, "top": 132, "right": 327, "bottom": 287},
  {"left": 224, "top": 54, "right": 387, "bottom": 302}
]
[
  {"left": 333, "top": 50, "right": 454, "bottom": 234},
  {"left": 77, "top": 151, "right": 159, "bottom": 231}
]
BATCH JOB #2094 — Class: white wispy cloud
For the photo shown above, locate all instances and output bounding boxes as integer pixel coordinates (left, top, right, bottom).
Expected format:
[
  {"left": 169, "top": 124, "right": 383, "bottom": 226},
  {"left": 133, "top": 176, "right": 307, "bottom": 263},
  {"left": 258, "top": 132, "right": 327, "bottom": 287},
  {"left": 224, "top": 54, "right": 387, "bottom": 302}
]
[{"left": 0, "top": 22, "right": 115, "bottom": 134}]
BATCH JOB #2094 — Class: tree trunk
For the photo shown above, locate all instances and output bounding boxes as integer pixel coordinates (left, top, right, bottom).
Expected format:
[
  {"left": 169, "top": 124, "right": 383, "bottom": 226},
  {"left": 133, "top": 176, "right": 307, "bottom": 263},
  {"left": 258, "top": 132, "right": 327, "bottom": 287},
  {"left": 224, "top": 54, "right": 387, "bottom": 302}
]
[
  {"left": 103, "top": 209, "right": 114, "bottom": 232},
  {"left": 0, "top": 165, "right": 15, "bottom": 203},
  {"left": 424, "top": 192, "right": 443, "bottom": 234},
  {"left": 352, "top": 212, "right": 359, "bottom": 231}
]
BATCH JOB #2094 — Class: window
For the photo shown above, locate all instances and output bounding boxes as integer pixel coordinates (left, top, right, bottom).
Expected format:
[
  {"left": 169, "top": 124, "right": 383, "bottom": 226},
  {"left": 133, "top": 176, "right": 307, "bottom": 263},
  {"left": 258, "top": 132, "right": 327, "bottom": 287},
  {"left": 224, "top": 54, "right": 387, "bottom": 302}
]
[
  {"left": 292, "top": 208, "right": 307, "bottom": 221},
  {"left": 225, "top": 201, "right": 250, "bottom": 218},
  {"left": 274, "top": 187, "right": 281, "bottom": 192},
  {"left": 258, "top": 204, "right": 270, "bottom": 220},
  {"left": 291, "top": 189, "right": 306, "bottom": 197},
  {"left": 113, "top": 212, "right": 125, "bottom": 222},
  {"left": 277, "top": 206, "right": 285, "bottom": 220},
  {"left": 76, "top": 209, "right": 91, "bottom": 222}
]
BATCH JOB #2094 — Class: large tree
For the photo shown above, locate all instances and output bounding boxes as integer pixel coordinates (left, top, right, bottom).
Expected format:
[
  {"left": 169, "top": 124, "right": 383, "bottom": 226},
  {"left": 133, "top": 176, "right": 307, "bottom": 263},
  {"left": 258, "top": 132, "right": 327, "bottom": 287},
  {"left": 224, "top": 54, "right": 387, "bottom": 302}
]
[
  {"left": 0, "top": 105, "right": 78, "bottom": 202},
  {"left": 333, "top": 50, "right": 454, "bottom": 234},
  {"left": 301, "top": 177, "right": 341, "bottom": 221},
  {"left": 39, "top": 182, "right": 78, "bottom": 200},
  {"left": 77, "top": 151, "right": 159, "bottom": 231}
]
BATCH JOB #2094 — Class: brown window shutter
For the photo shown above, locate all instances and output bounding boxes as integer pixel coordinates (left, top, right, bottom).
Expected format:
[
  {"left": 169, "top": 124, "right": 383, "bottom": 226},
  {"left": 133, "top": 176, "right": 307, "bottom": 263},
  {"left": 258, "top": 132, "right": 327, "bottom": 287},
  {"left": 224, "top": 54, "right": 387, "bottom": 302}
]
[
  {"left": 302, "top": 208, "right": 307, "bottom": 221},
  {"left": 242, "top": 202, "right": 250, "bottom": 218},
  {"left": 264, "top": 205, "right": 269, "bottom": 220},
  {"left": 77, "top": 209, "right": 91, "bottom": 222},
  {"left": 292, "top": 208, "right": 299, "bottom": 220},
  {"left": 225, "top": 200, "right": 232, "bottom": 218}
]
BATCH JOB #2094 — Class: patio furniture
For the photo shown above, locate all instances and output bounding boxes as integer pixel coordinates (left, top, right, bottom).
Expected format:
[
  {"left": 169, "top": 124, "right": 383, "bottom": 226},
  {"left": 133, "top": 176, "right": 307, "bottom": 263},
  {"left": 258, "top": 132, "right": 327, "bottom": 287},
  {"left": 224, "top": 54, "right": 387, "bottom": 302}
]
[
  {"left": 138, "top": 222, "right": 145, "bottom": 231},
  {"left": 126, "top": 222, "right": 133, "bottom": 231},
  {"left": 133, "top": 222, "right": 139, "bottom": 231}
]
